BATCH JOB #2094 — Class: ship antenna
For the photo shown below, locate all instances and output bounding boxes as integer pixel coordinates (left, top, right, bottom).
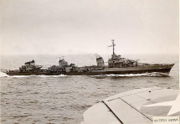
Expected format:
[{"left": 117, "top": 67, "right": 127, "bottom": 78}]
[
  {"left": 108, "top": 39, "right": 116, "bottom": 55},
  {"left": 59, "top": 56, "right": 64, "bottom": 60}
]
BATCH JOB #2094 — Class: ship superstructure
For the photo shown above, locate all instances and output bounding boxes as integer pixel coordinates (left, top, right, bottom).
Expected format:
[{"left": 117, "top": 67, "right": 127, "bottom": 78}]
[
  {"left": 19, "top": 60, "right": 42, "bottom": 72},
  {"left": 108, "top": 40, "right": 138, "bottom": 68}
]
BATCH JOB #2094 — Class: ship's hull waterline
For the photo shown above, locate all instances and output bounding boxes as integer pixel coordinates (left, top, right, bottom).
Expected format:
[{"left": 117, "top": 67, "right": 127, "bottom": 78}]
[{"left": 6, "top": 64, "right": 174, "bottom": 76}]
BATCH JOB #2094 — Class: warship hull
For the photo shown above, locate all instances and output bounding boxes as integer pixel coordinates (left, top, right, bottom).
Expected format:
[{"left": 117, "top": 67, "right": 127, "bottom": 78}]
[
  {"left": 5, "top": 41, "right": 175, "bottom": 76},
  {"left": 6, "top": 64, "right": 174, "bottom": 76}
]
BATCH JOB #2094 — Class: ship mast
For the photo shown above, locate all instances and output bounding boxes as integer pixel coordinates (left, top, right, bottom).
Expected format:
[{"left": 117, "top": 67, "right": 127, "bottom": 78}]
[{"left": 109, "top": 39, "right": 116, "bottom": 55}]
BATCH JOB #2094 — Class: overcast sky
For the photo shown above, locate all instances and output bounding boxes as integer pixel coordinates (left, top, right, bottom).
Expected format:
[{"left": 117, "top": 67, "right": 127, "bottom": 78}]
[{"left": 0, "top": 0, "right": 179, "bottom": 55}]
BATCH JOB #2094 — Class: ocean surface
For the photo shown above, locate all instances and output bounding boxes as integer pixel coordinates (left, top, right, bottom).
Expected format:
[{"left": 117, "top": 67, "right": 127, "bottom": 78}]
[{"left": 0, "top": 54, "right": 179, "bottom": 124}]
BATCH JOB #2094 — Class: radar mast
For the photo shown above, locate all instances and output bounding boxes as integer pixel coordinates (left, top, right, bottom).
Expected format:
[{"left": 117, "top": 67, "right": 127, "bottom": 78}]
[{"left": 109, "top": 39, "right": 116, "bottom": 55}]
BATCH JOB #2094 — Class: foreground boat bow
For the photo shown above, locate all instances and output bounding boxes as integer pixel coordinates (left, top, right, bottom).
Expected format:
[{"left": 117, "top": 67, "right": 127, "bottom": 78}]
[{"left": 81, "top": 87, "right": 180, "bottom": 124}]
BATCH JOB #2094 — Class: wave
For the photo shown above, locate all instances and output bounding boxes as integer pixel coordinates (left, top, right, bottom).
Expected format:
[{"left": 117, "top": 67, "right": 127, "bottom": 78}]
[
  {"left": 94, "top": 72, "right": 169, "bottom": 77},
  {"left": 0, "top": 71, "right": 168, "bottom": 78},
  {"left": 0, "top": 71, "right": 9, "bottom": 77},
  {"left": 38, "top": 74, "right": 67, "bottom": 78},
  {"left": 11, "top": 74, "right": 67, "bottom": 78},
  {"left": 0, "top": 72, "right": 67, "bottom": 78}
]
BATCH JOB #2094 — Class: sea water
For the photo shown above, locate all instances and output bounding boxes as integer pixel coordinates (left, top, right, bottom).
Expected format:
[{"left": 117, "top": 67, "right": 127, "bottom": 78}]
[{"left": 0, "top": 54, "right": 179, "bottom": 124}]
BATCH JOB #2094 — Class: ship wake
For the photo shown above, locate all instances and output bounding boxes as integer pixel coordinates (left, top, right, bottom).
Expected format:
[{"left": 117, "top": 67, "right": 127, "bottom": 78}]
[
  {"left": 0, "top": 72, "right": 67, "bottom": 78},
  {"left": 93, "top": 72, "right": 169, "bottom": 78},
  {"left": 0, "top": 72, "right": 169, "bottom": 78},
  {"left": 0, "top": 71, "right": 9, "bottom": 77}
]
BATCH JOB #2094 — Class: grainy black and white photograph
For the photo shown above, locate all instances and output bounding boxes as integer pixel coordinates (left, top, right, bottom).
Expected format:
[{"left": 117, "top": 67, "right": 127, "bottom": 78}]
[{"left": 0, "top": 0, "right": 179, "bottom": 124}]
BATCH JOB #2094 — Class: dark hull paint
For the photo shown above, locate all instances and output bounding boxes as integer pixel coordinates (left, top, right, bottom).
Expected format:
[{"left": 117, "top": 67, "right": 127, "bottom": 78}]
[{"left": 6, "top": 64, "right": 174, "bottom": 76}]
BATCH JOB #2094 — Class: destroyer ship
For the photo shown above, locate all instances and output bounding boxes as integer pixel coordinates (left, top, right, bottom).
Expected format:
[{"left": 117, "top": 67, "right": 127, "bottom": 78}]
[{"left": 6, "top": 40, "right": 174, "bottom": 76}]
